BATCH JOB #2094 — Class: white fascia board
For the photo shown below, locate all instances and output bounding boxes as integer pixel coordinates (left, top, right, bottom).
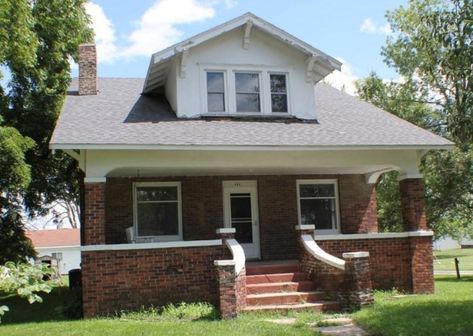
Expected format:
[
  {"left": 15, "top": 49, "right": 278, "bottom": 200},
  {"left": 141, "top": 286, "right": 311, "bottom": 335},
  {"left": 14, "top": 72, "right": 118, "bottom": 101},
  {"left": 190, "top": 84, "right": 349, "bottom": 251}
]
[
  {"left": 49, "top": 143, "right": 455, "bottom": 152},
  {"left": 81, "top": 239, "right": 222, "bottom": 252},
  {"left": 36, "top": 245, "right": 80, "bottom": 250},
  {"left": 315, "top": 231, "right": 434, "bottom": 241}
]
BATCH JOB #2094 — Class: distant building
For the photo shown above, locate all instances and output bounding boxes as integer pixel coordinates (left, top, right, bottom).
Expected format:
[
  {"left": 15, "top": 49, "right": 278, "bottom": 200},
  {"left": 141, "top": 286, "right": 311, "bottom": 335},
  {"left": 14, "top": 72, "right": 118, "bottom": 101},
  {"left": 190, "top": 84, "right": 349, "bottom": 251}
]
[{"left": 27, "top": 229, "right": 80, "bottom": 274}]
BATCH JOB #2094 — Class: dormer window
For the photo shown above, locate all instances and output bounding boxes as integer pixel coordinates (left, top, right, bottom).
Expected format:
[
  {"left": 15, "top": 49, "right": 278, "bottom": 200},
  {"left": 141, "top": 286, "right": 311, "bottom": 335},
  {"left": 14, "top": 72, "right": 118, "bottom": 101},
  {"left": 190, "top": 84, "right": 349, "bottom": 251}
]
[
  {"left": 207, "top": 72, "right": 226, "bottom": 112},
  {"left": 270, "top": 74, "right": 288, "bottom": 113},
  {"left": 202, "top": 66, "right": 291, "bottom": 115},
  {"left": 235, "top": 72, "right": 261, "bottom": 113}
]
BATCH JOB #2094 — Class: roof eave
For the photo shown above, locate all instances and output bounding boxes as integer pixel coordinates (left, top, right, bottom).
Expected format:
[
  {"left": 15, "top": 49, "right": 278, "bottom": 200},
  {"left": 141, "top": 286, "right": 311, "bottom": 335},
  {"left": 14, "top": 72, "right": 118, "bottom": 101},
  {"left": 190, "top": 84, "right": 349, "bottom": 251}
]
[{"left": 50, "top": 143, "right": 455, "bottom": 152}]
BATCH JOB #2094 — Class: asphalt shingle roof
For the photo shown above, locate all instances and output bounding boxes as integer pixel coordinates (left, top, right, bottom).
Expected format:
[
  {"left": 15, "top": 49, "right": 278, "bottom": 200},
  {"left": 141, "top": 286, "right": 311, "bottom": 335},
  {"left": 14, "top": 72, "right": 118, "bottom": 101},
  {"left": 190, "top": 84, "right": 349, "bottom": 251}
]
[{"left": 50, "top": 78, "right": 452, "bottom": 149}]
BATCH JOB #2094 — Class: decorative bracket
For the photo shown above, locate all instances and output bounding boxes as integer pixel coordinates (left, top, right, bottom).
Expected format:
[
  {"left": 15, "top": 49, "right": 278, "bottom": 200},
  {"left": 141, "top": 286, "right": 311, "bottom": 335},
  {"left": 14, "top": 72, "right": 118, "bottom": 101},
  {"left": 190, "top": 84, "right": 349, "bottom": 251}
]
[
  {"left": 243, "top": 20, "right": 253, "bottom": 49},
  {"left": 179, "top": 48, "right": 189, "bottom": 78},
  {"left": 306, "top": 54, "right": 318, "bottom": 82}
]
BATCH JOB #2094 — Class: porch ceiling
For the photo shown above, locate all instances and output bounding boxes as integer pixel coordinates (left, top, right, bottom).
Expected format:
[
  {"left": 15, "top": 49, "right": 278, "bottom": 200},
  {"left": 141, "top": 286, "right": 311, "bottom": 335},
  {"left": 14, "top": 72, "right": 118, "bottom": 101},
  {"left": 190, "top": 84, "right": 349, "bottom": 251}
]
[{"left": 106, "top": 165, "right": 394, "bottom": 178}]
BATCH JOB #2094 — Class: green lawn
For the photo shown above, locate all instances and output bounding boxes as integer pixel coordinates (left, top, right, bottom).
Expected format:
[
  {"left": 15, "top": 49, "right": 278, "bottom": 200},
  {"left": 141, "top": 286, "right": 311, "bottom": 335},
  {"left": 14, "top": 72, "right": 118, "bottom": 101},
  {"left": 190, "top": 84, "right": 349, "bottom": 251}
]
[
  {"left": 354, "top": 276, "right": 473, "bottom": 336},
  {"left": 2, "top": 277, "right": 473, "bottom": 335},
  {"left": 434, "top": 248, "right": 473, "bottom": 272}
]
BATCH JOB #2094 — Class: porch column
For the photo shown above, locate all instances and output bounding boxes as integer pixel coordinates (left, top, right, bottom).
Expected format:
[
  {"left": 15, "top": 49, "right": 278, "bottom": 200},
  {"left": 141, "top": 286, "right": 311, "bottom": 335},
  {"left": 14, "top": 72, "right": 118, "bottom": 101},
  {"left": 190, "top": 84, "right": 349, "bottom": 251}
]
[
  {"left": 84, "top": 178, "right": 106, "bottom": 245},
  {"left": 399, "top": 177, "right": 428, "bottom": 231},
  {"left": 399, "top": 175, "right": 434, "bottom": 293}
]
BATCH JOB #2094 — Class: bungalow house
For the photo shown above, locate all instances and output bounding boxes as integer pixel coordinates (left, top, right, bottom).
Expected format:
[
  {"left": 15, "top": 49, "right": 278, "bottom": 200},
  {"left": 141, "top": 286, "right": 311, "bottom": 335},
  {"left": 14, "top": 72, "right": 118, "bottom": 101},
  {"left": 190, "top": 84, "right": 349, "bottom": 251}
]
[{"left": 50, "top": 13, "right": 453, "bottom": 318}]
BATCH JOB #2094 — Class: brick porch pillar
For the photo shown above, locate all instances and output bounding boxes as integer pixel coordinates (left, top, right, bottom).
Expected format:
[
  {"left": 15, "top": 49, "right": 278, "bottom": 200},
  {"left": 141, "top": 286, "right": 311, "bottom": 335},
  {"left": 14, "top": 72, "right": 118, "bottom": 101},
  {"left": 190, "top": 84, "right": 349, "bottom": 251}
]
[
  {"left": 84, "top": 180, "right": 106, "bottom": 245},
  {"left": 399, "top": 176, "right": 434, "bottom": 293},
  {"left": 342, "top": 252, "right": 374, "bottom": 310},
  {"left": 399, "top": 178, "right": 428, "bottom": 232}
]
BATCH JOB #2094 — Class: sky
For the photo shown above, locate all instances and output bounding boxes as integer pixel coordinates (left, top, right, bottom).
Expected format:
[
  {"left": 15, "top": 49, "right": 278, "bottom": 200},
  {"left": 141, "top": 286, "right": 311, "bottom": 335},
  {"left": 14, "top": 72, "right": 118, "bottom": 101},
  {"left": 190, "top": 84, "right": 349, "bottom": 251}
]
[{"left": 76, "top": 0, "right": 409, "bottom": 95}]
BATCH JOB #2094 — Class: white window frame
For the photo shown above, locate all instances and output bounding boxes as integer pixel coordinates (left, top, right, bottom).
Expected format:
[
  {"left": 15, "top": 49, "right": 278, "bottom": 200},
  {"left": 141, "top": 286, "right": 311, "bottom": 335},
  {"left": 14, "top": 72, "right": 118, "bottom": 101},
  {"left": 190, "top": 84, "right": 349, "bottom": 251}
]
[
  {"left": 204, "top": 70, "right": 228, "bottom": 113},
  {"left": 268, "top": 72, "right": 290, "bottom": 114},
  {"left": 233, "top": 70, "right": 263, "bottom": 114},
  {"left": 199, "top": 64, "right": 292, "bottom": 116},
  {"left": 296, "top": 179, "right": 340, "bottom": 235},
  {"left": 133, "top": 181, "right": 183, "bottom": 241}
]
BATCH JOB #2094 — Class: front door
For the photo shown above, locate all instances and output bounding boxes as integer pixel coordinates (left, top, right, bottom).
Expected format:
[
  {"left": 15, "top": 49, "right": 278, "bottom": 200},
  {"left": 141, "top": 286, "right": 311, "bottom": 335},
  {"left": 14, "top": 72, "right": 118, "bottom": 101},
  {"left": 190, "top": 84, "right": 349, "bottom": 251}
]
[{"left": 223, "top": 181, "right": 260, "bottom": 259}]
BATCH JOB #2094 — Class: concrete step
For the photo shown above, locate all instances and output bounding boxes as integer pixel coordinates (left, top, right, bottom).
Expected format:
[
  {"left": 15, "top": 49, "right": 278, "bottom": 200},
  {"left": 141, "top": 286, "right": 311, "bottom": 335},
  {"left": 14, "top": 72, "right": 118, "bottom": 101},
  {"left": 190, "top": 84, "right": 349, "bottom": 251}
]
[
  {"left": 246, "top": 272, "right": 308, "bottom": 285},
  {"left": 243, "top": 301, "right": 341, "bottom": 313},
  {"left": 246, "top": 281, "right": 315, "bottom": 295},
  {"left": 246, "top": 263, "right": 300, "bottom": 275},
  {"left": 246, "top": 291, "right": 325, "bottom": 306}
]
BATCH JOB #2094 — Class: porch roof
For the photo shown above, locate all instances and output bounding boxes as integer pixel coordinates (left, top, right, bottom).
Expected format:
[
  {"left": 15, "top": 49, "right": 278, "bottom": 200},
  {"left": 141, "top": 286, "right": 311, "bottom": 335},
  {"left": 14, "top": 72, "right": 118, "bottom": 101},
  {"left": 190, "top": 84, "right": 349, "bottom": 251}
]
[{"left": 50, "top": 78, "right": 453, "bottom": 150}]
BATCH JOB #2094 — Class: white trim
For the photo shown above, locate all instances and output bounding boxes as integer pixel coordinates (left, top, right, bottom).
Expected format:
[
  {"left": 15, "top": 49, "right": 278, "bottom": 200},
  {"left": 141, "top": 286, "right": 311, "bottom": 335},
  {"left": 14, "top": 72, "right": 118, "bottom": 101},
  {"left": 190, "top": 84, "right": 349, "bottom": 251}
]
[
  {"left": 301, "top": 234, "right": 345, "bottom": 270},
  {"left": 132, "top": 181, "right": 183, "bottom": 241},
  {"left": 314, "top": 231, "right": 434, "bottom": 241},
  {"left": 36, "top": 245, "right": 80, "bottom": 250},
  {"left": 214, "top": 259, "right": 236, "bottom": 266},
  {"left": 84, "top": 177, "right": 106, "bottom": 183},
  {"left": 296, "top": 179, "right": 341, "bottom": 234},
  {"left": 216, "top": 228, "right": 236, "bottom": 234},
  {"left": 226, "top": 238, "right": 246, "bottom": 274},
  {"left": 343, "top": 251, "right": 370, "bottom": 259},
  {"left": 295, "top": 225, "right": 315, "bottom": 231},
  {"left": 82, "top": 239, "right": 222, "bottom": 252},
  {"left": 50, "top": 143, "right": 455, "bottom": 151}
]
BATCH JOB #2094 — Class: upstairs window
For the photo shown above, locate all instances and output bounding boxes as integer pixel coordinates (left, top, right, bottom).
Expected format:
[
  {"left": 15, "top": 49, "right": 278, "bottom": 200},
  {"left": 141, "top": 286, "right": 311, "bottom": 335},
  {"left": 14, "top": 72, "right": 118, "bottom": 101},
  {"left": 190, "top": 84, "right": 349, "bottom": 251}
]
[
  {"left": 235, "top": 72, "right": 261, "bottom": 113},
  {"left": 207, "top": 72, "right": 225, "bottom": 112},
  {"left": 297, "top": 180, "right": 339, "bottom": 234},
  {"left": 270, "top": 74, "right": 288, "bottom": 113}
]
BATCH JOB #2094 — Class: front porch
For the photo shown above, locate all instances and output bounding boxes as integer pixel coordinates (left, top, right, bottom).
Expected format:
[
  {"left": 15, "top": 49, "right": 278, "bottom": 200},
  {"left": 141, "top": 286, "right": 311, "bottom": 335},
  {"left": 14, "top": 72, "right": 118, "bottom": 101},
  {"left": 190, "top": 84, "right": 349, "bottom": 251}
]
[{"left": 80, "top": 170, "right": 434, "bottom": 318}]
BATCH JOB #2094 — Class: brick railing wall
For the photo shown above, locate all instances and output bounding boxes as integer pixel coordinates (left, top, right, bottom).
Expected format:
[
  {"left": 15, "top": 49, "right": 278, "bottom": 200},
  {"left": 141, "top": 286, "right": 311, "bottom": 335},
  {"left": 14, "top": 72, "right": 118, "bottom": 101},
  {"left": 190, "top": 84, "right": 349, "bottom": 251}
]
[{"left": 81, "top": 245, "right": 222, "bottom": 317}]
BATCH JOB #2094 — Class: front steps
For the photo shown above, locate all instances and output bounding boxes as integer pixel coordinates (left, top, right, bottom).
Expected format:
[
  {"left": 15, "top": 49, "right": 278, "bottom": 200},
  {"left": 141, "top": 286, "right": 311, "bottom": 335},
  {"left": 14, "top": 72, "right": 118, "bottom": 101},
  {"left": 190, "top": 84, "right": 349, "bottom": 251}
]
[{"left": 244, "top": 261, "right": 340, "bottom": 312}]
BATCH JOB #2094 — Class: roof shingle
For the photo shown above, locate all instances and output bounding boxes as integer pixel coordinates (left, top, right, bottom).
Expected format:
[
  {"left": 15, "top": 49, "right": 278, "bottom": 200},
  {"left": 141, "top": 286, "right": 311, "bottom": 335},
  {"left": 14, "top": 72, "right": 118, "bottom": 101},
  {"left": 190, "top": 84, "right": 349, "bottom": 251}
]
[{"left": 50, "top": 78, "right": 452, "bottom": 149}]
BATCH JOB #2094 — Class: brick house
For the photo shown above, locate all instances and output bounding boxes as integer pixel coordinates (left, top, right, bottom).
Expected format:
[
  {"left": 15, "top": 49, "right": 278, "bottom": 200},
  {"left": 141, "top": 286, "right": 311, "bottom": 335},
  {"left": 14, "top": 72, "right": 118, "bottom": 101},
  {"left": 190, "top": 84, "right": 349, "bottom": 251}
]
[{"left": 50, "top": 13, "right": 453, "bottom": 318}]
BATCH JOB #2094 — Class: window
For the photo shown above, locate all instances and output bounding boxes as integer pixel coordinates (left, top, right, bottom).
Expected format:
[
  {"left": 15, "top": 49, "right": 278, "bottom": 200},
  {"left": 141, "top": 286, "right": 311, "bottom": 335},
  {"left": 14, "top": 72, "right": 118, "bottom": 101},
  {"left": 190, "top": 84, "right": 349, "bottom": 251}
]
[
  {"left": 134, "top": 182, "right": 182, "bottom": 240},
  {"left": 207, "top": 72, "right": 225, "bottom": 112},
  {"left": 270, "top": 74, "right": 288, "bottom": 112},
  {"left": 297, "top": 180, "right": 339, "bottom": 233},
  {"left": 235, "top": 72, "right": 260, "bottom": 112},
  {"left": 52, "top": 252, "right": 62, "bottom": 260}
]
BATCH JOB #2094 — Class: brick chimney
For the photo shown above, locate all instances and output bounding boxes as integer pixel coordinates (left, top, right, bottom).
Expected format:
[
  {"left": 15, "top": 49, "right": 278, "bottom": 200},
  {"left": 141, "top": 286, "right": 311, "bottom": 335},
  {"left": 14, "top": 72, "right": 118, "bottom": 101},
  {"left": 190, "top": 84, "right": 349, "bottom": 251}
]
[{"left": 78, "top": 43, "right": 97, "bottom": 95}]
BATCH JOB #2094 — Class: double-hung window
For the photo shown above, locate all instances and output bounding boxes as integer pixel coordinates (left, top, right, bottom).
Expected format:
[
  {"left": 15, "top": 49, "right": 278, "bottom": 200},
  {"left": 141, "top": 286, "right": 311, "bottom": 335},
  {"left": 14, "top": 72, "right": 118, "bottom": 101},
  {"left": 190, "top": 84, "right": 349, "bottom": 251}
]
[
  {"left": 270, "top": 74, "right": 288, "bottom": 113},
  {"left": 134, "top": 182, "right": 182, "bottom": 241},
  {"left": 235, "top": 72, "right": 261, "bottom": 113},
  {"left": 207, "top": 72, "right": 226, "bottom": 112},
  {"left": 297, "top": 180, "right": 339, "bottom": 234}
]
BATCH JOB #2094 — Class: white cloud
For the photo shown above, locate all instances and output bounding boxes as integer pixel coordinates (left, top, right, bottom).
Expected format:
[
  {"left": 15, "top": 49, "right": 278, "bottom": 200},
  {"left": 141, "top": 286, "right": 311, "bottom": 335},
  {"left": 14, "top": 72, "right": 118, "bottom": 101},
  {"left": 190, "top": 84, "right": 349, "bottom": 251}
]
[
  {"left": 85, "top": 2, "right": 118, "bottom": 63},
  {"left": 84, "top": 0, "right": 233, "bottom": 63},
  {"left": 360, "top": 18, "right": 391, "bottom": 35},
  {"left": 360, "top": 18, "right": 377, "bottom": 33},
  {"left": 324, "top": 57, "right": 358, "bottom": 96},
  {"left": 122, "top": 0, "right": 216, "bottom": 58}
]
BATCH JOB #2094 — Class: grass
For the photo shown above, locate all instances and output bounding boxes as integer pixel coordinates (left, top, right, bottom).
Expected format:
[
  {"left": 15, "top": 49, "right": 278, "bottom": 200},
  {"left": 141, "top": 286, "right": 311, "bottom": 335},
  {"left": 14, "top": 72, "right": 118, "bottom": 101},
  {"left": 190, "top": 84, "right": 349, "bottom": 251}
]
[
  {"left": 434, "top": 248, "right": 473, "bottom": 272},
  {"left": 354, "top": 276, "right": 473, "bottom": 336},
  {"left": 2, "top": 277, "right": 473, "bottom": 335}
]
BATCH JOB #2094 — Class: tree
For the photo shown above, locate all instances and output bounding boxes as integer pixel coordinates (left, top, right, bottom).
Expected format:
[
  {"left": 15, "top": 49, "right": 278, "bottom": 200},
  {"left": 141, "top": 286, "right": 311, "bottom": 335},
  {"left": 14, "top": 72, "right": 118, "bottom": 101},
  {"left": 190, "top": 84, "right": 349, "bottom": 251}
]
[
  {"left": 357, "top": 0, "right": 473, "bottom": 239},
  {"left": 0, "top": 0, "right": 92, "bottom": 261}
]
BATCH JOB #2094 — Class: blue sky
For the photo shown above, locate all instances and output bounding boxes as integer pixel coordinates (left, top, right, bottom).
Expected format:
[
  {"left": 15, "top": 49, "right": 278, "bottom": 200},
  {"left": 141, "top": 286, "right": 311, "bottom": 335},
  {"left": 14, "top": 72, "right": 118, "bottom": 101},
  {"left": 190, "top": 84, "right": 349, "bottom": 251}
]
[{"left": 77, "top": 0, "right": 408, "bottom": 94}]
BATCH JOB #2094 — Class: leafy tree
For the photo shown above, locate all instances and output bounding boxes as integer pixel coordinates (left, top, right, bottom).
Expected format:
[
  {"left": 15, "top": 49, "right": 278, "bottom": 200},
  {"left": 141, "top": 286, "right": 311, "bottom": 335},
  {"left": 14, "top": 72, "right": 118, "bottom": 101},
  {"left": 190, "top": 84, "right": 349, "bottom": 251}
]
[
  {"left": 0, "top": 0, "right": 92, "bottom": 261},
  {"left": 357, "top": 0, "right": 473, "bottom": 239},
  {"left": 0, "top": 262, "right": 57, "bottom": 322}
]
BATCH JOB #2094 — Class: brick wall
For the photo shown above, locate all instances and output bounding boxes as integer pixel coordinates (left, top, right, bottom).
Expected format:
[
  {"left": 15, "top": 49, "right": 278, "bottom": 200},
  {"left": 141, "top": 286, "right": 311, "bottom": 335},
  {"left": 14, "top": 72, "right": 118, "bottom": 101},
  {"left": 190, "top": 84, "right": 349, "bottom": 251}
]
[
  {"left": 84, "top": 182, "right": 106, "bottom": 245},
  {"left": 81, "top": 245, "right": 222, "bottom": 317},
  {"left": 78, "top": 44, "right": 97, "bottom": 95},
  {"left": 316, "top": 236, "right": 433, "bottom": 293},
  {"left": 399, "top": 178, "right": 428, "bottom": 231},
  {"left": 105, "top": 174, "right": 377, "bottom": 259}
]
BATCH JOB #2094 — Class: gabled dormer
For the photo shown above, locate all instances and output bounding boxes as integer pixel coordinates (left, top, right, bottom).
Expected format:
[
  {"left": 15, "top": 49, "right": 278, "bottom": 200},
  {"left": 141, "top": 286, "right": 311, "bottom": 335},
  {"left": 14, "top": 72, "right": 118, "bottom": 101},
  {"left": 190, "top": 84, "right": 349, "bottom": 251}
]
[{"left": 142, "top": 12, "right": 341, "bottom": 120}]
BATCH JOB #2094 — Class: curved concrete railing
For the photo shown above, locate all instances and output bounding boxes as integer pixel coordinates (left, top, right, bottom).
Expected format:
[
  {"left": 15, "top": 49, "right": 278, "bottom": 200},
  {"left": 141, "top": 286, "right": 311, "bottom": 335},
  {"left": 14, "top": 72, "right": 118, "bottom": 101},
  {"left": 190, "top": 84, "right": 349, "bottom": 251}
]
[
  {"left": 226, "top": 239, "right": 246, "bottom": 275},
  {"left": 301, "top": 234, "right": 345, "bottom": 270}
]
